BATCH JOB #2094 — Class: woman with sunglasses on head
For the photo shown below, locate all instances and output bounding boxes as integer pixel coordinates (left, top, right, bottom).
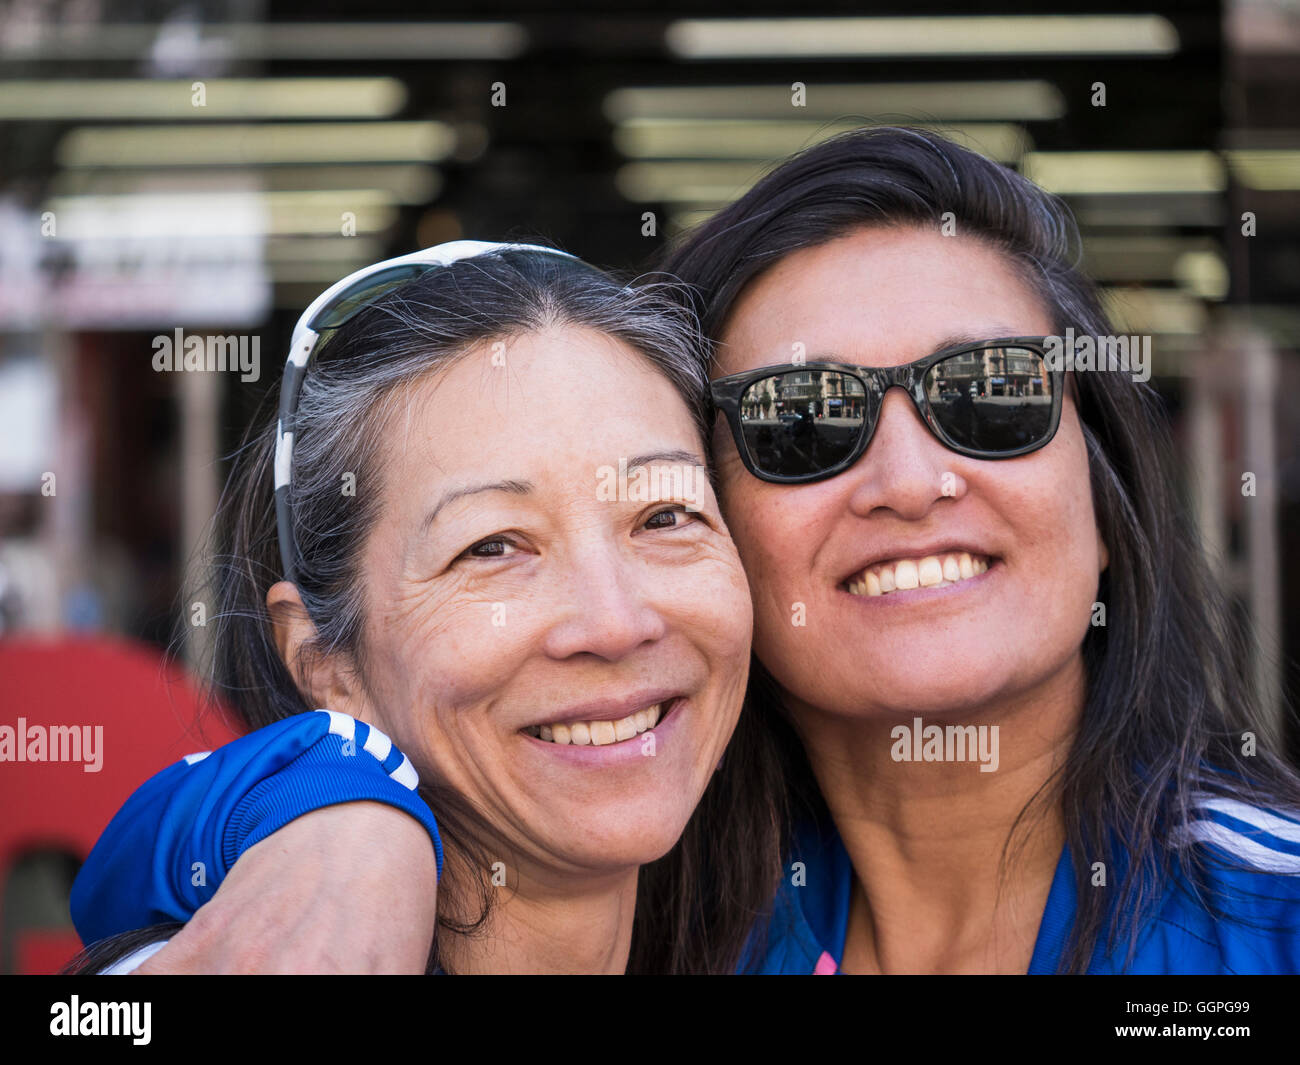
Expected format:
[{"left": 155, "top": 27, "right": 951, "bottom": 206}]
[
  {"left": 67, "top": 241, "right": 768, "bottom": 975},
  {"left": 73, "top": 129, "right": 1300, "bottom": 974}
]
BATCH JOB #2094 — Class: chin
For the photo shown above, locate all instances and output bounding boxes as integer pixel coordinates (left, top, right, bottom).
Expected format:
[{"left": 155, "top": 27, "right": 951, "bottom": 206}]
[
  {"left": 554, "top": 802, "right": 699, "bottom": 869},
  {"left": 559, "top": 831, "right": 689, "bottom": 872},
  {"left": 809, "top": 669, "right": 1009, "bottom": 720}
]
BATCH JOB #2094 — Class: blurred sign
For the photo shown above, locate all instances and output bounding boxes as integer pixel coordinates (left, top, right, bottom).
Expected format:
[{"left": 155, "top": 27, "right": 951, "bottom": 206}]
[
  {"left": 0, "top": 354, "right": 57, "bottom": 493},
  {"left": 0, "top": 188, "right": 270, "bottom": 329}
]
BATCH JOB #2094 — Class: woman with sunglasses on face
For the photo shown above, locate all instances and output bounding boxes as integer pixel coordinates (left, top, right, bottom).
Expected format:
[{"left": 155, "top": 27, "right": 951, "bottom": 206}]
[
  {"left": 668, "top": 129, "right": 1300, "bottom": 974},
  {"left": 66, "top": 242, "right": 770, "bottom": 976},
  {"left": 73, "top": 129, "right": 1300, "bottom": 974}
]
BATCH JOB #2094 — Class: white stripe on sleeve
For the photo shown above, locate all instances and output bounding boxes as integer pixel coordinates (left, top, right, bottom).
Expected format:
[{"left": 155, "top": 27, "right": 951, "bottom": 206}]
[
  {"left": 1192, "top": 794, "right": 1300, "bottom": 844},
  {"left": 1179, "top": 819, "right": 1300, "bottom": 873}
]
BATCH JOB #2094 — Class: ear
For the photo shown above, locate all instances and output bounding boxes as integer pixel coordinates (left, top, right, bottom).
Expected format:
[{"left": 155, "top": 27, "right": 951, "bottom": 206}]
[{"left": 266, "top": 581, "right": 367, "bottom": 715}]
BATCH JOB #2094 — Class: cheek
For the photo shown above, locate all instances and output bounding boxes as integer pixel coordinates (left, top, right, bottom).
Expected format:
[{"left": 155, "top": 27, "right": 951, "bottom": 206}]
[
  {"left": 1006, "top": 422, "right": 1104, "bottom": 631},
  {"left": 719, "top": 481, "right": 828, "bottom": 645},
  {"left": 720, "top": 502, "right": 785, "bottom": 620},
  {"left": 700, "top": 561, "right": 756, "bottom": 653},
  {"left": 370, "top": 598, "right": 483, "bottom": 707},
  {"left": 1049, "top": 414, "right": 1102, "bottom": 566},
  {"left": 661, "top": 551, "right": 755, "bottom": 694},
  {"left": 360, "top": 594, "right": 530, "bottom": 777}
]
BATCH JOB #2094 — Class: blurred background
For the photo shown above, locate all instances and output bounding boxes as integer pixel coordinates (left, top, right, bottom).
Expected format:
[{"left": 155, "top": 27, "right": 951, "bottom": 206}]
[{"left": 1, "top": 0, "right": 1298, "bottom": 971}]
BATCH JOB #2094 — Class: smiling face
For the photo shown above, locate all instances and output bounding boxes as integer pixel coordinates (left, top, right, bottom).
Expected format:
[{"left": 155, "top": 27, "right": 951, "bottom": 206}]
[
  {"left": 710, "top": 225, "right": 1107, "bottom": 723},
  {"left": 326, "top": 324, "right": 751, "bottom": 881}
]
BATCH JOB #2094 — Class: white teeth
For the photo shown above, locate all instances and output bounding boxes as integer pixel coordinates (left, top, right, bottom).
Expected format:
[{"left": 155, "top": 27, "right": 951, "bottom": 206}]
[
  {"left": 529, "top": 703, "right": 665, "bottom": 745},
  {"left": 917, "top": 557, "right": 943, "bottom": 587},
  {"left": 845, "top": 553, "right": 993, "bottom": 598}
]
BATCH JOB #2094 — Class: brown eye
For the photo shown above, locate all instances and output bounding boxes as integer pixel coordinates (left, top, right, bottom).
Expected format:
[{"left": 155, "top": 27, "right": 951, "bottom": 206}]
[
  {"left": 643, "top": 507, "right": 692, "bottom": 531},
  {"left": 462, "top": 537, "right": 517, "bottom": 559}
]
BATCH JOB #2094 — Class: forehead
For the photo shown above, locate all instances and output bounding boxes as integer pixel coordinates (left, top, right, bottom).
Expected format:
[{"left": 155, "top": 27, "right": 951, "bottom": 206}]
[
  {"left": 381, "top": 324, "right": 703, "bottom": 483},
  {"left": 714, "top": 226, "right": 1054, "bottom": 374}
]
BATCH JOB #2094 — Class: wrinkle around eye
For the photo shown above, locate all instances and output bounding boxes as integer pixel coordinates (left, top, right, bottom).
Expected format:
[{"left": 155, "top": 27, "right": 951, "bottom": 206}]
[{"left": 399, "top": 532, "right": 530, "bottom": 591}]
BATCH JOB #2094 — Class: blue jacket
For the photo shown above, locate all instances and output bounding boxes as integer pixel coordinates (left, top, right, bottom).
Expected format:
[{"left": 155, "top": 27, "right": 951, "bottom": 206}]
[
  {"left": 71, "top": 711, "right": 1300, "bottom": 973},
  {"left": 70, "top": 710, "right": 442, "bottom": 948},
  {"left": 742, "top": 800, "right": 1300, "bottom": 974}
]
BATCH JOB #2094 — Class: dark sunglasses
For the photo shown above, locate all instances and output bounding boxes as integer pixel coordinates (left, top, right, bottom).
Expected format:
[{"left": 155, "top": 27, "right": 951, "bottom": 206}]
[{"left": 709, "top": 337, "right": 1064, "bottom": 484}]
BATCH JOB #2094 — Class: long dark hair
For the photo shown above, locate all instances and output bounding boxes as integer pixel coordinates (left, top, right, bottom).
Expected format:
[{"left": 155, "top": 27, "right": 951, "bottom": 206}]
[
  {"left": 658, "top": 125, "right": 1300, "bottom": 973},
  {"left": 67, "top": 247, "right": 785, "bottom": 975}
]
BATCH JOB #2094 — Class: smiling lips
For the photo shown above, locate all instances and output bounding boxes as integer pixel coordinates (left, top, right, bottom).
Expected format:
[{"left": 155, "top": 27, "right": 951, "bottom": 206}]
[
  {"left": 524, "top": 703, "right": 665, "bottom": 746},
  {"left": 845, "top": 551, "right": 992, "bottom": 597}
]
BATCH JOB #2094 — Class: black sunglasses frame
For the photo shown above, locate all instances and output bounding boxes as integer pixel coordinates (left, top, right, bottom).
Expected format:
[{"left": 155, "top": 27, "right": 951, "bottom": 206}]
[{"left": 709, "top": 337, "right": 1065, "bottom": 485}]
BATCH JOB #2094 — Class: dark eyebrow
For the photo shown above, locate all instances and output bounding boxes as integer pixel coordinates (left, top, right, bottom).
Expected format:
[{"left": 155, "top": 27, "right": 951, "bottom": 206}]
[
  {"left": 421, "top": 479, "right": 532, "bottom": 533},
  {"left": 807, "top": 329, "right": 1030, "bottom": 365},
  {"left": 927, "top": 329, "right": 1028, "bottom": 353}
]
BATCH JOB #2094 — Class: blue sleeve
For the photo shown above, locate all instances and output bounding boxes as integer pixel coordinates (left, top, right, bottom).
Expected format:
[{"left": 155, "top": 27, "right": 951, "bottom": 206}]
[{"left": 70, "top": 709, "right": 443, "bottom": 947}]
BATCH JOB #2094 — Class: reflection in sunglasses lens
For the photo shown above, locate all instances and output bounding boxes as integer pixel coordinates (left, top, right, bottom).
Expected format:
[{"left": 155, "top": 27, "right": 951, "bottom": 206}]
[
  {"left": 925, "top": 347, "right": 1053, "bottom": 452},
  {"left": 739, "top": 371, "right": 867, "bottom": 478}
]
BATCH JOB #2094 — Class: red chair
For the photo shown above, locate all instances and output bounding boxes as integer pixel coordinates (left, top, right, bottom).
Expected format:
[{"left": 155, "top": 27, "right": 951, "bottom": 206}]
[{"left": 0, "top": 636, "right": 240, "bottom": 973}]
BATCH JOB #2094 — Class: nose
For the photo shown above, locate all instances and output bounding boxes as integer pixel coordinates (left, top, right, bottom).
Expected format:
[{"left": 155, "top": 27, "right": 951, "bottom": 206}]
[
  {"left": 540, "top": 541, "right": 668, "bottom": 662},
  {"left": 844, "top": 387, "right": 968, "bottom": 519}
]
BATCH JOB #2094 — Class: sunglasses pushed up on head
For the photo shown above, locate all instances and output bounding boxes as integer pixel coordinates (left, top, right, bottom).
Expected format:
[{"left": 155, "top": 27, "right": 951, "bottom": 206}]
[
  {"left": 709, "top": 337, "right": 1065, "bottom": 484},
  {"left": 274, "top": 240, "right": 578, "bottom": 581}
]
